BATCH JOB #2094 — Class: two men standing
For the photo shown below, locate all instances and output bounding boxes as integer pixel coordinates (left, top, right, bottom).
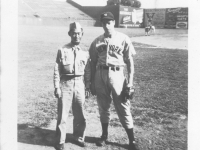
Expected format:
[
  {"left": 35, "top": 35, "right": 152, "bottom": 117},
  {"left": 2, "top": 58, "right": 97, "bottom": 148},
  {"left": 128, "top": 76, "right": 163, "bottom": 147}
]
[{"left": 53, "top": 12, "right": 139, "bottom": 150}]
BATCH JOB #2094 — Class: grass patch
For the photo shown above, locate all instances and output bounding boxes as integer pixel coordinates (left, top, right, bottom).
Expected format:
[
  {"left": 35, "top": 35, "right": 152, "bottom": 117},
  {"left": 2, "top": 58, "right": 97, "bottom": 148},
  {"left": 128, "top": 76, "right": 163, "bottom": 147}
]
[
  {"left": 133, "top": 48, "right": 188, "bottom": 115},
  {"left": 18, "top": 92, "right": 57, "bottom": 127},
  {"left": 132, "top": 41, "right": 157, "bottom": 48},
  {"left": 130, "top": 47, "right": 188, "bottom": 150}
]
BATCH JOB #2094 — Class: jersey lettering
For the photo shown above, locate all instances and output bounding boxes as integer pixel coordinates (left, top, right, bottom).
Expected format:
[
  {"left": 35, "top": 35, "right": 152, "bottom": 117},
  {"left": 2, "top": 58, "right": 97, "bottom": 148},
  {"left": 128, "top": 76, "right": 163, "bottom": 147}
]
[
  {"left": 91, "top": 31, "right": 136, "bottom": 66},
  {"left": 109, "top": 44, "right": 123, "bottom": 55}
]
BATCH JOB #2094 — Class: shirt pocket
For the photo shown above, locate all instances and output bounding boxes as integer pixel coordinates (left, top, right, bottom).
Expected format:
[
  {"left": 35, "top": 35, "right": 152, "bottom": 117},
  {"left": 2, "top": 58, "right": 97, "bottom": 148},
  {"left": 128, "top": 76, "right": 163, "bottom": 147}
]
[
  {"left": 61, "top": 58, "right": 74, "bottom": 74},
  {"left": 60, "top": 51, "right": 74, "bottom": 74},
  {"left": 61, "top": 64, "right": 74, "bottom": 74},
  {"left": 61, "top": 53, "right": 73, "bottom": 65},
  {"left": 77, "top": 59, "right": 86, "bottom": 74}
]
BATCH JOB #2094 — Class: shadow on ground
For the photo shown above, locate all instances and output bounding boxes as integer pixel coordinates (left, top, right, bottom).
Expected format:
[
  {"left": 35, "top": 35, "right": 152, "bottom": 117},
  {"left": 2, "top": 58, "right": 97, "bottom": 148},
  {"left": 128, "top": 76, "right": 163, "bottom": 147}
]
[
  {"left": 18, "top": 124, "right": 127, "bottom": 149},
  {"left": 18, "top": 124, "right": 56, "bottom": 146}
]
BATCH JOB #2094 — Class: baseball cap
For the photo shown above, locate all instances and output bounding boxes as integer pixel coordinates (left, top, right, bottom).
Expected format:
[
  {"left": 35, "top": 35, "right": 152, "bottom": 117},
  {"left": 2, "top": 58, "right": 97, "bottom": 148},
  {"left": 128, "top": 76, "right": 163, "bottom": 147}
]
[
  {"left": 69, "top": 22, "right": 82, "bottom": 32},
  {"left": 100, "top": 12, "right": 115, "bottom": 21}
]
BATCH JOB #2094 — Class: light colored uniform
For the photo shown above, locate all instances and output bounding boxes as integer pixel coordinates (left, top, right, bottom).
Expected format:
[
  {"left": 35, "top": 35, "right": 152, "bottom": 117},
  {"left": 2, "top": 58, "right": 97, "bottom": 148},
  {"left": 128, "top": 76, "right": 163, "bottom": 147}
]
[
  {"left": 54, "top": 43, "right": 90, "bottom": 144},
  {"left": 89, "top": 31, "right": 136, "bottom": 129}
]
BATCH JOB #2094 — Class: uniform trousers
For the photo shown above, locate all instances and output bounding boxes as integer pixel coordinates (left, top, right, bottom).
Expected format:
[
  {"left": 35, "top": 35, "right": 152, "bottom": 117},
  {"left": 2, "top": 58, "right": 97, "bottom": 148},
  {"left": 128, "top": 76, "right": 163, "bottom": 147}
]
[
  {"left": 56, "top": 76, "right": 86, "bottom": 144},
  {"left": 95, "top": 66, "right": 134, "bottom": 129}
]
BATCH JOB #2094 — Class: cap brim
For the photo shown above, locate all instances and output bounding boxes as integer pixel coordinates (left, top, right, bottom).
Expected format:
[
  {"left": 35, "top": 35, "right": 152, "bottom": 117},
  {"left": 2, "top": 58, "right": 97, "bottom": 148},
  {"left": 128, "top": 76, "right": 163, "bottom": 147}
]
[
  {"left": 101, "top": 17, "right": 114, "bottom": 21},
  {"left": 70, "top": 28, "right": 82, "bottom": 32}
]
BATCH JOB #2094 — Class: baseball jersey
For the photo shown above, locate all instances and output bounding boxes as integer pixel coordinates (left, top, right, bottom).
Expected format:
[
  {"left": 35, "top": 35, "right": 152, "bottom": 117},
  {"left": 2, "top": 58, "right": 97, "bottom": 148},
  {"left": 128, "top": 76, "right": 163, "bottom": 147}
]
[
  {"left": 89, "top": 31, "right": 136, "bottom": 67},
  {"left": 145, "top": 26, "right": 150, "bottom": 32},
  {"left": 54, "top": 43, "right": 90, "bottom": 88}
]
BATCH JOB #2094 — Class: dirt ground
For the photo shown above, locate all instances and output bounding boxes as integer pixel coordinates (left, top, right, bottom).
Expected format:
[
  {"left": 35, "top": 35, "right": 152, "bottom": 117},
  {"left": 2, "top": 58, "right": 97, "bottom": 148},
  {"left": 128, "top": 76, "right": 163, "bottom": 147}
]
[{"left": 18, "top": 25, "right": 187, "bottom": 150}]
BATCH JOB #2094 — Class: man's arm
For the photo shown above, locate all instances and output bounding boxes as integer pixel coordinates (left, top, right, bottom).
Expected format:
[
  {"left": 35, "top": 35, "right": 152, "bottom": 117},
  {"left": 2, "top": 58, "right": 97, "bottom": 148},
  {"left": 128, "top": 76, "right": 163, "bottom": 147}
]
[
  {"left": 121, "top": 37, "right": 136, "bottom": 102},
  {"left": 90, "top": 59, "right": 97, "bottom": 82},
  {"left": 84, "top": 57, "right": 91, "bottom": 98},
  {"left": 84, "top": 58, "right": 91, "bottom": 89},
  {"left": 126, "top": 57, "right": 134, "bottom": 87},
  {"left": 124, "top": 36, "right": 136, "bottom": 87},
  {"left": 89, "top": 41, "right": 98, "bottom": 95},
  {"left": 53, "top": 49, "right": 62, "bottom": 98}
]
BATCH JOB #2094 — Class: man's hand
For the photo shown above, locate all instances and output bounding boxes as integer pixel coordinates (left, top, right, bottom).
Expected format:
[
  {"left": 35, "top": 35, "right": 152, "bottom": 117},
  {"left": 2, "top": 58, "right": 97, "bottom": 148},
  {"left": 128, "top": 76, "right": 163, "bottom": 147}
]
[
  {"left": 126, "top": 83, "right": 133, "bottom": 88},
  {"left": 90, "top": 81, "right": 96, "bottom": 96},
  {"left": 85, "top": 88, "right": 90, "bottom": 98},
  {"left": 125, "top": 86, "right": 135, "bottom": 99},
  {"left": 54, "top": 88, "right": 62, "bottom": 98},
  {"left": 121, "top": 80, "right": 135, "bottom": 103},
  {"left": 121, "top": 86, "right": 135, "bottom": 103}
]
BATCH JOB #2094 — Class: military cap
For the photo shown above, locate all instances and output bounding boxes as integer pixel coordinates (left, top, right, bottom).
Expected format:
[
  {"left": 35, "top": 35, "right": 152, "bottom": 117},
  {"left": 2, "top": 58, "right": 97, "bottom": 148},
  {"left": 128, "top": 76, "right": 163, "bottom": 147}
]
[
  {"left": 69, "top": 22, "right": 82, "bottom": 32},
  {"left": 100, "top": 12, "right": 115, "bottom": 21}
]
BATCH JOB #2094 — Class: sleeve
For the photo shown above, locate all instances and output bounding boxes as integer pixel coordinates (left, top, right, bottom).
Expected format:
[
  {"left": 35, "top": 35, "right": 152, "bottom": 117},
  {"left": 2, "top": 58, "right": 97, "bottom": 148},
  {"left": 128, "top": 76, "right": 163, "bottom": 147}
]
[
  {"left": 89, "top": 40, "right": 98, "bottom": 64},
  {"left": 123, "top": 36, "right": 136, "bottom": 63},
  {"left": 123, "top": 36, "right": 135, "bottom": 86},
  {"left": 89, "top": 40, "right": 98, "bottom": 82},
  {"left": 84, "top": 58, "right": 91, "bottom": 89},
  {"left": 53, "top": 49, "right": 62, "bottom": 88}
]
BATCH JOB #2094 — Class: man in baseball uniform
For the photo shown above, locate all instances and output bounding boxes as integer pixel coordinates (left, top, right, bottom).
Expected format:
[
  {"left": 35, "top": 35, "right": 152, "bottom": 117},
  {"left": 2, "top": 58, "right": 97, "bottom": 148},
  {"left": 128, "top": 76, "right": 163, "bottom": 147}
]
[
  {"left": 145, "top": 25, "right": 150, "bottom": 36},
  {"left": 89, "top": 12, "right": 139, "bottom": 150},
  {"left": 53, "top": 22, "right": 90, "bottom": 150}
]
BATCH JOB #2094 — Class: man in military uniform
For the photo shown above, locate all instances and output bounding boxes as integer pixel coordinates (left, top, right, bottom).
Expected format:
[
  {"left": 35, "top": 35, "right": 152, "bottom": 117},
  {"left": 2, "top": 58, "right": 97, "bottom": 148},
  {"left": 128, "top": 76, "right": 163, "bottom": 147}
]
[
  {"left": 53, "top": 22, "right": 90, "bottom": 150},
  {"left": 89, "top": 12, "right": 139, "bottom": 150}
]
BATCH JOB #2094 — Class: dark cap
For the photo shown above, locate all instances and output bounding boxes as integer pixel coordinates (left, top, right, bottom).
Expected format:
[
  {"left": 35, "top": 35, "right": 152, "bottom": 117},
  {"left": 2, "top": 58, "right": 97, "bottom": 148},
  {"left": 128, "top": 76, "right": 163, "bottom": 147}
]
[{"left": 100, "top": 12, "right": 115, "bottom": 21}]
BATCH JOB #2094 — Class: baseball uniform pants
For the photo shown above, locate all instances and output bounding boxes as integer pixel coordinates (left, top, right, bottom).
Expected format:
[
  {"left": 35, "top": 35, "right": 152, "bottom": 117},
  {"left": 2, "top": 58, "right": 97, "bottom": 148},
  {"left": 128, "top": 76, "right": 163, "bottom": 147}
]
[
  {"left": 56, "top": 76, "right": 86, "bottom": 144},
  {"left": 95, "top": 66, "right": 134, "bottom": 129}
]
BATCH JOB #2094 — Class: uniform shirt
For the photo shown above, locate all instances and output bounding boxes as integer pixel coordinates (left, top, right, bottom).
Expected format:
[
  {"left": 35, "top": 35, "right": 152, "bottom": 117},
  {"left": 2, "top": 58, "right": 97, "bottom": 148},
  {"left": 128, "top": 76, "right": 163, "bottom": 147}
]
[
  {"left": 145, "top": 26, "right": 151, "bottom": 32},
  {"left": 89, "top": 31, "right": 136, "bottom": 67},
  {"left": 54, "top": 43, "right": 91, "bottom": 88}
]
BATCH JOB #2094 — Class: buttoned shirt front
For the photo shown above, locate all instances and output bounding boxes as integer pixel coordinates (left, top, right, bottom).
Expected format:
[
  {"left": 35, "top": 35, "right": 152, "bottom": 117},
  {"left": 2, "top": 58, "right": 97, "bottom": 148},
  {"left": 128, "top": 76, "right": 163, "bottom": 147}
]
[
  {"left": 54, "top": 43, "right": 90, "bottom": 88},
  {"left": 89, "top": 31, "right": 136, "bottom": 67}
]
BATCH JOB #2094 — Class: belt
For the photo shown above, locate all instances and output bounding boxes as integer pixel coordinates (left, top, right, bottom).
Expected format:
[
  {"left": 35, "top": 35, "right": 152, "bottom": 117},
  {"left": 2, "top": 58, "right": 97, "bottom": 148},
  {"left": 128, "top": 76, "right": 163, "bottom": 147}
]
[
  {"left": 99, "top": 65, "right": 121, "bottom": 71},
  {"left": 60, "top": 75, "right": 83, "bottom": 81}
]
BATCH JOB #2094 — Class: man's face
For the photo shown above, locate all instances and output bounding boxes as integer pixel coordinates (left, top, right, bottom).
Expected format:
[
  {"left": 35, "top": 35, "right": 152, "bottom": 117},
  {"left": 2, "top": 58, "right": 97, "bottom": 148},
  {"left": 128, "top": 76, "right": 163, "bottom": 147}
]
[
  {"left": 69, "top": 29, "right": 83, "bottom": 45},
  {"left": 101, "top": 19, "right": 115, "bottom": 34}
]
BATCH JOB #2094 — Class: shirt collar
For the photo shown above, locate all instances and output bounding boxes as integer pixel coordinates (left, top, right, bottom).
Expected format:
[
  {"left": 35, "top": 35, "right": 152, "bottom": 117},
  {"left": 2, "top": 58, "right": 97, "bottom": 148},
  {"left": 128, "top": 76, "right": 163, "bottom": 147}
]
[{"left": 70, "top": 43, "right": 80, "bottom": 51}]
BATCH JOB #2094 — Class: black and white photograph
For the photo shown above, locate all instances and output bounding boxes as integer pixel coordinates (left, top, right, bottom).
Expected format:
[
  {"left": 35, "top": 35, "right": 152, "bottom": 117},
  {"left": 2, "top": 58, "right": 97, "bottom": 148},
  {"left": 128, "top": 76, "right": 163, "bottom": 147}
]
[{"left": 1, "top": 0, "right": 200, "bottom": 150}]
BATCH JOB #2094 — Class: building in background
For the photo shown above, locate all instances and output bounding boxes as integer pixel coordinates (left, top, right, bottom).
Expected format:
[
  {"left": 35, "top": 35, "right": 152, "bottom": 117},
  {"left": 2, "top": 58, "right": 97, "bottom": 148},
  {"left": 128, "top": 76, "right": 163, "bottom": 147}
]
[
  {"left": 143, "top": 7, "right": 188, "bottom": 29},
  {"left": 118, "top": 5, "right": 143, "bottom": 28},
  {"left": 68, "top": 0, "right": 188, "bottom": 29}
]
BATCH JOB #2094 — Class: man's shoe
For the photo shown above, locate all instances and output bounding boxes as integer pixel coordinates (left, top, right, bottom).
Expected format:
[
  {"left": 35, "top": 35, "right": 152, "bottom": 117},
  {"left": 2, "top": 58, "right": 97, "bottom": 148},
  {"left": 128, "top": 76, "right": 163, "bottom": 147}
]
[
  {"left": 74, "top": 138, "right": 85, "bottom": 147},
  {"left": 96, "top": 135, "right": 107, "bottom": 146},
  {"left": 129, "top": 141, "right": 139, "bottom": 150},
  {"left": 54, "top": 143, "right": 64, "bottom": 150}
]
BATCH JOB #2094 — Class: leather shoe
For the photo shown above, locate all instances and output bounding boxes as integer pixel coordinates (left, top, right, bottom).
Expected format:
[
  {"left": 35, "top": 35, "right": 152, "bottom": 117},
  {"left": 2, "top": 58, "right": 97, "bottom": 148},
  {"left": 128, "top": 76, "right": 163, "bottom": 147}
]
[
  {"left": 129, "top": 141, "right": 139, "bottom": 150},
  {"left": 74, "top": 138, "right": 85, "bottom": 147},
  {"left": 96, "top": 135, "right": 107, "bottom": 146},
  {"left": 54, "top": 143, "right": 64, "bottom": 150}
]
